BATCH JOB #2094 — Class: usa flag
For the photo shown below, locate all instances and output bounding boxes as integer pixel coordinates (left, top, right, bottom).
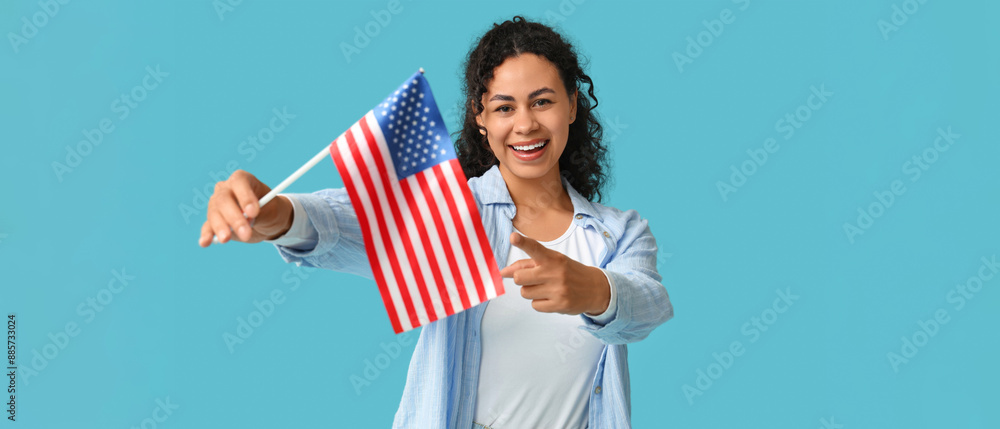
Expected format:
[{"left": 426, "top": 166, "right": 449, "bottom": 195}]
[{"left": 328, "top": 70, "right": 504, "bottom": 333}]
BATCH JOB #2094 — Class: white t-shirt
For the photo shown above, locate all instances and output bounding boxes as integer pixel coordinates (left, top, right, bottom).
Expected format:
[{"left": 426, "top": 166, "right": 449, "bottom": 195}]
[{"left": 474, "top": 222, "right": 613, "bottom": 429}]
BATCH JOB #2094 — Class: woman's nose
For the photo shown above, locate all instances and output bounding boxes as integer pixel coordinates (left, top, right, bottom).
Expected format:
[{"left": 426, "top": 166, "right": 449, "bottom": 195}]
[{"left": 513, "top": 108, "right": 539, "bottom": 134}]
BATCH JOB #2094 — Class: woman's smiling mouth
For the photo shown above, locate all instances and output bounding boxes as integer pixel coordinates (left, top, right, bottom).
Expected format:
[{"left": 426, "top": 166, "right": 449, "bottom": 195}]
[{"left": 508, "top": 139, "right": 549, "bottom": 161}]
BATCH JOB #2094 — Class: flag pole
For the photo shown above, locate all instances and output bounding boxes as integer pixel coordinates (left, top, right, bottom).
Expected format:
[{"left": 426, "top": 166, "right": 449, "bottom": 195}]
[{"left": 211, "top": 144, "right": 332, "bottom": 244}]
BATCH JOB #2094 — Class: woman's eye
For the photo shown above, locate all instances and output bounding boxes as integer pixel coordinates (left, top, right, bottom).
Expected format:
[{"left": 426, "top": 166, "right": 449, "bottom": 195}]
[
  {"left": 534, "top": 99, "right": 552, "bottom": 107},
  {"left": 495, "top": 106, "right": 512, "bottom": 113}
]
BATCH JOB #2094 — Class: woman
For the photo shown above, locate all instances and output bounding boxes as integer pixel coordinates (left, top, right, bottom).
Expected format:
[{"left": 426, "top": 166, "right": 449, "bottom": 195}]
[{"left": 199, "top": 16, "right": 673, "bottom": 429}]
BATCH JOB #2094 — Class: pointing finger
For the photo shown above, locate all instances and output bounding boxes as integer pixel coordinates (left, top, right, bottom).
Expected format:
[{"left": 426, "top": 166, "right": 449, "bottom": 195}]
[
  {"left": 500, "top": 259, "right": 538, "bottom": 278},
  {"left": 510, "top": 232, "right": 551, "bottom": 261}
]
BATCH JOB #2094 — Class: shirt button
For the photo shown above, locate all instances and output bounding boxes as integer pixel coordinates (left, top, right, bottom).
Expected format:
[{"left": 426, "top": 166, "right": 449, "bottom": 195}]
[
  {"left": 603, "top": 231, "right": 611, "bottom": 238},
  {"left": 575, "top": 214, "right": 583, "bottom": 220},
  {"left": 594, "top": 386, "right": 602, "bottom": 394}
]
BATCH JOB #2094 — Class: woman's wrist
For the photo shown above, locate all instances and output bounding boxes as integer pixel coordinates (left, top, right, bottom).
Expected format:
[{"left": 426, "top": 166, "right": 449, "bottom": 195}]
[
  {"left": 261, "top": 195, "right": 295, "bottom": 241},
  {"left": 585, "top": 266, "right": 612, "bottom": 315}
]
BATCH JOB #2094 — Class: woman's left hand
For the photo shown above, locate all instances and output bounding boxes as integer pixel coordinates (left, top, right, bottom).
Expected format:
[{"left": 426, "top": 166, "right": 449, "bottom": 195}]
[{"left": 499, "top": 232, "right": 611, "bottom": 315}]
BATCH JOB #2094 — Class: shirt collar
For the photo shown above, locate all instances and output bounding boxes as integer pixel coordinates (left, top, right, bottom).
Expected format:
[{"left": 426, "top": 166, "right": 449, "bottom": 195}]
[{"left": 475, "top": 164, "right": 602, "bottom": 222}]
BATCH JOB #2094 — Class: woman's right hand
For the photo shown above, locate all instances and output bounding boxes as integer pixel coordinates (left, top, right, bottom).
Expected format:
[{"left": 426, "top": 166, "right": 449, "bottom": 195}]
[{"left": 198, "top": 170, "right": 294, "bottom": 247}]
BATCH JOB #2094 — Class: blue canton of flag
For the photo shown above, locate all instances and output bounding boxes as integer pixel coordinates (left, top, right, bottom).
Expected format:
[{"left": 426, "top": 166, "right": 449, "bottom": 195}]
[{"left": 374, "top": 72, "right": 456, "bottom": 180}]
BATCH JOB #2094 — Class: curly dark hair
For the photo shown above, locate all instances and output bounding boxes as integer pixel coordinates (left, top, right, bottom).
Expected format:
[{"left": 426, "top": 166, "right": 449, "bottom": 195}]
[{"left": 454, "top": 16, "right": 610, "bottom": 203}]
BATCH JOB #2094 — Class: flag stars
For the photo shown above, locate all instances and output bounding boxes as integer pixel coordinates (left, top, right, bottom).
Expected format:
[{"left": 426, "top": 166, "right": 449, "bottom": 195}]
[
  {"left": 430, "top": 121, "right": 435, "bottom": 127},
  {"left": 424, "top": 107, "right": 430, "bottom": 113},
  {"left": 434, "top": 135, "right": 441, "bottom": 141},
  {"left": 419, "top": 93, "right": 424, "bottom": 99},
  {"left": 421, "top": 157, "right": 426, "bottom": 162}
]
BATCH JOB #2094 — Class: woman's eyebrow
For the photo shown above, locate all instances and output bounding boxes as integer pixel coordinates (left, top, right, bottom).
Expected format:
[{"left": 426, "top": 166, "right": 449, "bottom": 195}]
[
  {"left": 487, "top": 87, "right": 556, "bottom": 102},
  {"left": 528, "top": 87, "right": 555, "bottom": 99}
]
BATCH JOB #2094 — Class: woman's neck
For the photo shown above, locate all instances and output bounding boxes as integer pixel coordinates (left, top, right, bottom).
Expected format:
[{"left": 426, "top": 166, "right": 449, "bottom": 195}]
[{"left": 498, "top": 164, "right": 573, "bottom": 215}]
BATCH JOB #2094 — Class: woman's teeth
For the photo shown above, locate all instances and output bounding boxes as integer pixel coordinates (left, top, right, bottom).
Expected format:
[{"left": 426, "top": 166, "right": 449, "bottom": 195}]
[{"left": 512, "top": 140, "right": 547, "bottom": 151}]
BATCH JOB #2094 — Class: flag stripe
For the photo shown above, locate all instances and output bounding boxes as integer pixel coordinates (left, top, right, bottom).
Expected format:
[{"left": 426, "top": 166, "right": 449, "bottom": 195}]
[
  {"left": 327, "top": 138, "right": 403, "bottom": 334},
  {"left": 364, "top": 117, "right": 450, "bottom": 320},
  {"left": 359, "top": 116, "right": 439, "bottom": 323},
  {"left": 338, "top": 133, "right": 412, "bottom": 332},
  {"left": 444, "top": 159, "right": 505, "bottom": 299},
  {"left": 398, "top": 175, "right": 454, "bottom": 317},
  {"left": 433, "top": 165, "right": 487, "bottom": 303},
  {"left": 415, "top": 171, "right": 473, "bottom": 310},
  {"left": 343, "top": 126, "right": 421, "bottom": 330},
  {"left": 439, "top": 160, "right": 492, "bottom": 300},
  {"left": 405, "top": 174, "right": 463, "bottom": 315},
  {"left": 336, "top": 133, "right": 411, "bottom": 332}
]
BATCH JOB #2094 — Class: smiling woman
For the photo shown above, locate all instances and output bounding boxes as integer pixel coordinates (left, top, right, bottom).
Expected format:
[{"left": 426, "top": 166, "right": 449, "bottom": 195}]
[
  {"left": 456, "top": 17, "right": 608, "bottom": 207},
  {"left": 197, "top": 15, "right": 673, "bottom": 429},
  {"left": 442, "top": 16, "right": 673, "bottom": 429}
]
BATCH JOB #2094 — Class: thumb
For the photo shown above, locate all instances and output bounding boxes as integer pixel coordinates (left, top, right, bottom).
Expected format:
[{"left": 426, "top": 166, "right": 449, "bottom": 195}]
[{"left": 243, "top": 174, "right": 273, "bottom": 219}]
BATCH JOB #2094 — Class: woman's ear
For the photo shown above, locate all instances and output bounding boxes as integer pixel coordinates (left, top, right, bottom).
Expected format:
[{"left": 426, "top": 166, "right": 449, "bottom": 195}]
[
  {"left": 475, "top": 113, "right": 490, "bottom": 149},
  {"left": 476, "top": 113, "right": 486, "bottom": 135}
]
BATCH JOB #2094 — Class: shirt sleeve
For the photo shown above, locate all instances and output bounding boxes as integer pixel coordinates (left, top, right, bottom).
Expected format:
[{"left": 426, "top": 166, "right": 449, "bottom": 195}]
[
  {"left": 579, "top": 210, "right": 673, "bottom": 344},
  {"left": 263, "top": 195, "right": 318, "bottom": 249},
  {"left": 269, "top": 188, "right": 375, "bottom": 280}
]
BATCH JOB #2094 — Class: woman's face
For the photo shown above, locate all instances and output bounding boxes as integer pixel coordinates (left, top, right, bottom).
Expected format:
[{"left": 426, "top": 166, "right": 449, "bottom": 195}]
[{"left": 477, "top": 53, "right": 577, "bottom": 182}]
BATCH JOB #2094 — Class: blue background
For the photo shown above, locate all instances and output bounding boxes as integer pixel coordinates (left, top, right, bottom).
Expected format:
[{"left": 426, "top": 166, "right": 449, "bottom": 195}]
[{"left": 2, "top": 0, "right": 998, "bottom": 427}]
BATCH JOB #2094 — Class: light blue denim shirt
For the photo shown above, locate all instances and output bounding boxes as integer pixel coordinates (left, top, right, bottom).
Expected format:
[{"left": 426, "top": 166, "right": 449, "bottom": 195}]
[{"left": 272, "top": 165, "right": 673, "bottom": 428}]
